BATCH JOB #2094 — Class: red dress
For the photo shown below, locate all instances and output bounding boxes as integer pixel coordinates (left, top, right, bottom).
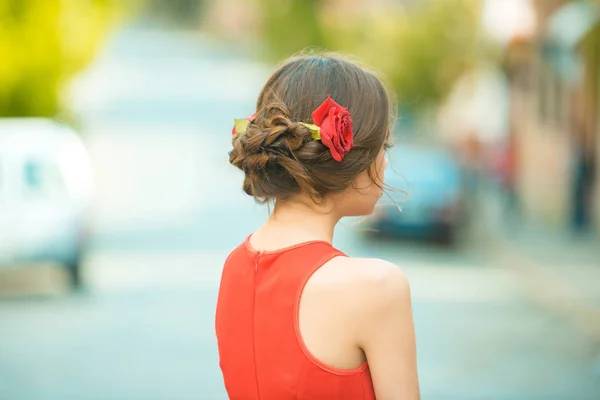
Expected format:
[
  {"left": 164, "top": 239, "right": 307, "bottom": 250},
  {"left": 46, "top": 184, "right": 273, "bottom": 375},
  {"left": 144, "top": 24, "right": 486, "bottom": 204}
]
[{"left": 215, "top": 236, "right": 376, "bottom": 400}]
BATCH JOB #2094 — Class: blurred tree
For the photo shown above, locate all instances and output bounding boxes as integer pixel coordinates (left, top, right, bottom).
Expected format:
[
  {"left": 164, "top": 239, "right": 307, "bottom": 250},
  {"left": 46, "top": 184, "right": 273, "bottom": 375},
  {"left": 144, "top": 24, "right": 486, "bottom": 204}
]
[
  {"left": 0, "top": 0, "right": 123, "bottom": 117},
  {"left": 140, "top": 0, "right": 205, "bottom": 26},
  {"left": 389, "top": 0, "right": 489, "bottom": 113},
  {"left": 255, "top": 0, "right": 490, "bottom": 116},
  {"left": 258, "top": 0, "right": 326, "bottom": 61}
]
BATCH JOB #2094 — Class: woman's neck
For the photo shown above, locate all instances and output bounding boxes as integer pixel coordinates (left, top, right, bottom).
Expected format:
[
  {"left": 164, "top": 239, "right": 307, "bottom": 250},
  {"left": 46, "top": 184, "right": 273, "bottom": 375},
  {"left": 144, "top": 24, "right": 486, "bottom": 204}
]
[{"left": 256, "top": 198, "right": 340, "bottom": 245}]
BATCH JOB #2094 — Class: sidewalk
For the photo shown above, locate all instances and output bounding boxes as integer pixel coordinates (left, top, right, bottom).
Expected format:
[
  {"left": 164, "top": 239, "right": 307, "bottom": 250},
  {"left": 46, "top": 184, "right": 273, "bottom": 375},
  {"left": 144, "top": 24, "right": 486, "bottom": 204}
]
[
  {"left": 474, "top": 187, "right": 600, "bottom": 344},
  {"left": 499, "top": 222, "right": 599, "bottom": 300}
]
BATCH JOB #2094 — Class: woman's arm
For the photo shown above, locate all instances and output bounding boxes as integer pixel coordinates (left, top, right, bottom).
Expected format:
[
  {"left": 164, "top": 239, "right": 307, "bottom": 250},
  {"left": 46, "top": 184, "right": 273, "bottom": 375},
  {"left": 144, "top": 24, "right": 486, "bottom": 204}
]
[{"left": 357, "top": 261, "right": 420, "bottom": 400}]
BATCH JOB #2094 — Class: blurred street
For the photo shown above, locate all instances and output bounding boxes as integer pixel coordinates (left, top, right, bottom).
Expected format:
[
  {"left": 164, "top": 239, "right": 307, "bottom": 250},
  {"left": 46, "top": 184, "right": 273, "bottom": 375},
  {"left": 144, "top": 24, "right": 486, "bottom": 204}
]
[{"left": 1, "top": 24, "right": 599, "bottom": 400}]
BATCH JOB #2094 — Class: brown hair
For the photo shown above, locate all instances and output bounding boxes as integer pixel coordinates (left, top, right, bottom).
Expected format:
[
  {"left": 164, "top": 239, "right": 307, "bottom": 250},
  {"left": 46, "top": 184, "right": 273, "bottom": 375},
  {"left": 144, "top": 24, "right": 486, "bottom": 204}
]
[{"left": 229, "top": 53, "right": 391, "bottom": 204}]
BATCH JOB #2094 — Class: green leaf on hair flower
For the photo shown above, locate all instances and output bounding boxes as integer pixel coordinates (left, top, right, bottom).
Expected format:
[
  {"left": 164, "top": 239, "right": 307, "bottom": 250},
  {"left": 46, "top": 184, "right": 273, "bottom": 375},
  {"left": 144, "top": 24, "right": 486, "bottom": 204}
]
[
  {"left": 299, "top": 122, "right": 321, "bottom": 141},
  {"left": 234, "top": 119, "right": 250, "bottom": 135}
]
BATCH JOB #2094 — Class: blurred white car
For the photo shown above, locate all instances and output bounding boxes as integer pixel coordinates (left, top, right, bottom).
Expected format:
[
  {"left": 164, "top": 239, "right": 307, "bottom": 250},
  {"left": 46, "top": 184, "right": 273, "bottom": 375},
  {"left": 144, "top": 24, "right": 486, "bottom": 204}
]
[{"left": 0, "top": 119, "right": 94, "bottom": 288}]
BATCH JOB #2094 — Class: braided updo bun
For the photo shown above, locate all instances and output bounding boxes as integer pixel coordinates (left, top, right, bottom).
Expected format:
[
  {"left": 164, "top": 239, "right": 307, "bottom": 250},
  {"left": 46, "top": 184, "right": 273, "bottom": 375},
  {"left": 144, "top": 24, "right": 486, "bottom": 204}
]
[{"left": 229, "top": 53, "right": 391, "bottom": 204}]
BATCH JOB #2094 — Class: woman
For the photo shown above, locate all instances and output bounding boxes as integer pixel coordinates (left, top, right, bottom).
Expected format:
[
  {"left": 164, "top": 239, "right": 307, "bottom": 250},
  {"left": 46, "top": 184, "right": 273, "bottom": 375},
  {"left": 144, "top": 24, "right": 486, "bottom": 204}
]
[{"left": 216, "top": 53, "right": 420, "bottom": 400}]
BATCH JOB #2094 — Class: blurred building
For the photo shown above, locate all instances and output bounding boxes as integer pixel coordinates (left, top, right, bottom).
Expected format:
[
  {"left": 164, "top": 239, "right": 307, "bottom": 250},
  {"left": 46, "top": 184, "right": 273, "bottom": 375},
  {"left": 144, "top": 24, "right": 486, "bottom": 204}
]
[{"left": 503, "top": 0, "right": 600, "bottom": 231}]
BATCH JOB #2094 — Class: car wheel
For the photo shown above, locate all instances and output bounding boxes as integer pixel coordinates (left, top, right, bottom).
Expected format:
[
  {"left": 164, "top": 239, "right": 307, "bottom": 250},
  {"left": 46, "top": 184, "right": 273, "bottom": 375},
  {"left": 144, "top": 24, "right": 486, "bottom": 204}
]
[
  {"left": 435, "top": 225, "right": 455, "bottom": 246},
  {"left": 64, "top": 253, "right": 84, "bottom": 289}
]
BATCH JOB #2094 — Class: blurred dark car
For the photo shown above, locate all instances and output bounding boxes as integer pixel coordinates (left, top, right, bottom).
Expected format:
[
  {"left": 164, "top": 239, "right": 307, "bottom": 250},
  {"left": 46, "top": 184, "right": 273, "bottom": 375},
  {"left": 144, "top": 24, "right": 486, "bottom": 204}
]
[{"left": 368, "top": 144, "right": 465, "bottom": 245}]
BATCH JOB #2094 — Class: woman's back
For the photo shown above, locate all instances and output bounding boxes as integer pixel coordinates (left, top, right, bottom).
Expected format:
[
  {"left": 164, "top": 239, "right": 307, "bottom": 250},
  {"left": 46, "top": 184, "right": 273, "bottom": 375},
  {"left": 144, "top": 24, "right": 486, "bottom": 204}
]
[{"left": 216, "top": 236, "right": 375, "bottom": 399}]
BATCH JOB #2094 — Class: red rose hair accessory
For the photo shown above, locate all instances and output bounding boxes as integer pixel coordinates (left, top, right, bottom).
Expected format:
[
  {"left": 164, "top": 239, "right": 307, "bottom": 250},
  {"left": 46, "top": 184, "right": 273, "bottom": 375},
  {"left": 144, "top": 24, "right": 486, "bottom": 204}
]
[
  {"left": 232, "top": 95, "right": 354, "bottom": 162},
  {"left": 302, "top": 94, "right": 354, "bottom": 162}
]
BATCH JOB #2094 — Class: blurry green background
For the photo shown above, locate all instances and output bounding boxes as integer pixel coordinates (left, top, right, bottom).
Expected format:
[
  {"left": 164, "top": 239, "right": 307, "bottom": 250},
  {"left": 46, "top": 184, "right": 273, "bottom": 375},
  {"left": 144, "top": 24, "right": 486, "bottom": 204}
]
[
  {"left": 0, "top": 0, "right": 122, "bottom": 117},
  {"left": 0, "top": 0, "right": 493, "bottom": 118}
]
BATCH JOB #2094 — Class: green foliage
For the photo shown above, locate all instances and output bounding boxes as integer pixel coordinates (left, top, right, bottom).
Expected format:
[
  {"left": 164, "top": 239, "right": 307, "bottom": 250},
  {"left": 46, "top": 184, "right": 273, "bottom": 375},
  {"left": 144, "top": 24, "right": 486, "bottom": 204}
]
[
  {"left": 386, "top": 0, "right": 488, "bottom": 112},
  {"left": 0, "top": 0, "right": 122, "bottom": 117},
  {"left": 258, "top": 0, "right": 325, "bottom": 61},
  {"left": 257, "top": 0, "right": 491, "bottom": 114},
  {"left": 140, "top": 0, "right": 205, "bottom": 26}
]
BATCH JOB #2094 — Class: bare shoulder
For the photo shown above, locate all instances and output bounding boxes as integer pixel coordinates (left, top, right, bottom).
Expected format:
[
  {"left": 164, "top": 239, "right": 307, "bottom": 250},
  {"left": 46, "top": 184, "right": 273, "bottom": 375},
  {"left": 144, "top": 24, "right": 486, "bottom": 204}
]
[
  {"left": 307, "top": 256, "right": 411, "bottom": 310},
  {"left": 345, "top": 257, "right": 410, "bottom": 306},
  {"left": 322, "top": 256, "right": 409, "bottom": 289}
]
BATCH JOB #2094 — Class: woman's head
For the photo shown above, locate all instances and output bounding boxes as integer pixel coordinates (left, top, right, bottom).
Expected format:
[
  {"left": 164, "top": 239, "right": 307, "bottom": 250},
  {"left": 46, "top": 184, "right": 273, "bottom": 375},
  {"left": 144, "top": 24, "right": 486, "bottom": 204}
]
[{"left": 229, "top": 53, "right": 392, "bottom": 216}]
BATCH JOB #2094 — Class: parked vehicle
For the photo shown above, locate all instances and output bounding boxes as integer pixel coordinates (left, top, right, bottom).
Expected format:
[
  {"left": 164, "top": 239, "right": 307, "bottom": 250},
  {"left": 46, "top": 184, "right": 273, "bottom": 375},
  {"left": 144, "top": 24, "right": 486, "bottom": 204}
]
[
  {"left": 368, "top": 144, "right": 465, "bottom": 244},
  {"left": 0, "top": 119, "right": 94, "bottom": 287}
]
